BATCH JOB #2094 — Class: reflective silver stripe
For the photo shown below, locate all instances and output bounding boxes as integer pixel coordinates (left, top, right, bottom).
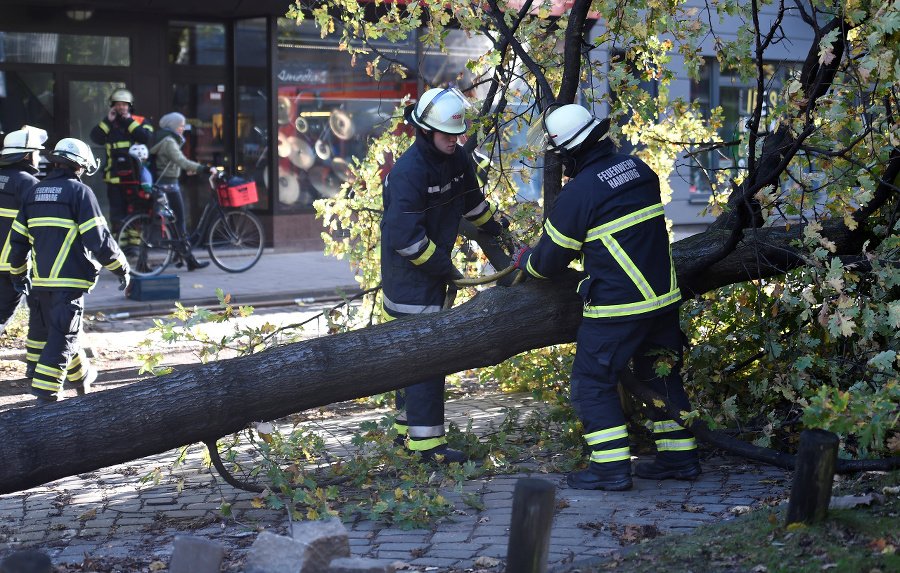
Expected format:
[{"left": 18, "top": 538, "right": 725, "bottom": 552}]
[
  {"left": 584, "top": 425, "right": 628, "bottom": 445},
  {"left": 382, "top": 294, "right": 442, "bottom": 315},
  {"left": 583, "top": 287, "right": 681, "bottom": 318},
  {"left": 464, "top": 200, "right": 489, "bottom": 219},
  {"left": 653, "top": 420, "right": 682, "bottom": 433},
  {"left": 397, "top": 236, "right": 430, "bottom": 257},
  {"left": 589, "top": 447, "right": 630, "bottom": 463},
  {"left": 585, "top": 203, "right": 664, "bottom": 241},
  {"left": 427, "top": 182, "right": 452, "bottom": 194},
  {"left": 407, "top": 424, "right": 445, "bottom": 439},
  {"left": 545, "top": 219, "right": 582, "bottom": 250},
  {"left": 656, "top": 438, "right": 697, "bottom": 451}
]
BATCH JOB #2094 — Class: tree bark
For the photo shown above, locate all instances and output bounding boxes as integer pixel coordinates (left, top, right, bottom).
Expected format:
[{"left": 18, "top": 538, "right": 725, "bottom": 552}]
[{"left": 0, "top": 218, "right": 875, "bottom": 494}]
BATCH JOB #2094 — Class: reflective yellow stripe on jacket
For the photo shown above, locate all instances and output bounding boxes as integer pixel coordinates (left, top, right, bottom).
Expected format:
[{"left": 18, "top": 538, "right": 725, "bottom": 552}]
[
  {"left": 0, "top": 207, "right": 18, "bottom": 272},
  {"left": 583, "top": 203, "right": 680, "bottom": 318},
  {"left": 27, "top": 217, "right": 94, "bottom": 289}
]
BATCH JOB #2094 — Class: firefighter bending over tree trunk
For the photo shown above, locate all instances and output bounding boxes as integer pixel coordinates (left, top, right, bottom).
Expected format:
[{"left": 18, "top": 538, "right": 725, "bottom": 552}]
[
  {"left": 381, "top": 87, "right": 507, "bottom": 464},
  {"left": 513, "top": 103, "right": 701, "bottom": 490}
]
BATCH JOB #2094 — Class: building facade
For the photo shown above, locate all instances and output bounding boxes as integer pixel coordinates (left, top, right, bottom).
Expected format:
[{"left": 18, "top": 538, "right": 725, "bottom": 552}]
[{"left": 1, "top": 1, "right": 811, "bottom": 249}]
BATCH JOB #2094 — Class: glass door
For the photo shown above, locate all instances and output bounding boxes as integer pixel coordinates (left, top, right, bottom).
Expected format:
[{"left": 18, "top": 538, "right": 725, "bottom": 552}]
[{"left": 67, "top": 78, "right": 130, "bottom": 216}]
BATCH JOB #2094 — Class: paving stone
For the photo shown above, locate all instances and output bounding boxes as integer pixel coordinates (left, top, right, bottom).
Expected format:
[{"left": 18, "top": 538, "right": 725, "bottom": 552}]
[{"left": 328, "top": 556, "right": 396, "bottom": 573}]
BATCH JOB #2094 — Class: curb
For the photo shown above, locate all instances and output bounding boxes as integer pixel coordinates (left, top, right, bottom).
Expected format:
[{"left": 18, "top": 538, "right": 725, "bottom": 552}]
[{"left": 87, "top": 284, "right": 364, "bottom": 319}]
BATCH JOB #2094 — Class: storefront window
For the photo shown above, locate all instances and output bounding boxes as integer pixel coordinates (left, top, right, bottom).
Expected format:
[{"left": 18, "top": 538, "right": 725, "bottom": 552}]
[
  {"left": 168, "top": 22, "right": 226, "bottom": 66},
  {"left": 0, "top": 71, "right": 53, "bottom": 140},
  {"left": 0, "top": 32, "right": 129, "bottom": 66},
  {"left": 274, "top": 18, "right": 492, "bottom": 209},
  {"left": 235, "top": 18, "right": 269, "bottom": 210},
  {"left": 689, "top": 59, "right": 793, "bottom": 200}
]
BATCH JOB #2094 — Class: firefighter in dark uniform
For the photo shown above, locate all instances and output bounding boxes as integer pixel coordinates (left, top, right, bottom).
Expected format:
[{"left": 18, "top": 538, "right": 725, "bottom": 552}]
[
  {"left": 382, "top": 87, "right": 506, "bottom": 463},
  {"left": 0, "top": 126, "right": 46, "bottom": 339},
  {"left": 89, "top": 88, "right": 153, "bottom": 232},
  {"left": 514, "top": 104, "right": 701, "bottom": 490},
  {"left": 8, "top": 138, "right": 131, "bottom": 405}
]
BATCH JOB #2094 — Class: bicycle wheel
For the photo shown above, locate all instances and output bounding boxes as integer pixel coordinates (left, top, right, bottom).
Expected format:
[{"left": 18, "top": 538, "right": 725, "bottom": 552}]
[
  {"left": 117, "top": 213, "right": 176, "bottom": 277},
  {"left": 206, "top": 210, "right": 265, "bottom": 273}
]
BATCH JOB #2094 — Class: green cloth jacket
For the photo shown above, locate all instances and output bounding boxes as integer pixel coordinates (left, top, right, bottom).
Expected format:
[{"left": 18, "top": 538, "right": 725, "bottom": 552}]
[{"left": 148, "top": 129, "right": 205, "bottom": 184}]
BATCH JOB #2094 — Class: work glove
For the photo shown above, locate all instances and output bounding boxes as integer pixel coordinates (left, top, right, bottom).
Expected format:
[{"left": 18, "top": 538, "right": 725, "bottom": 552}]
[
  {"left": 116, "top": 260, "right": 132, "bottom": 292},
  {"left": 443, "top": 262, "right": 463, "bottom": 310},
  {"left": 498, "top": 213, "right": 510, "bottom": 232},
  {"left": 11, "top": 274, "right": 30, "bottom": 297},
  {"left": 512, "top": 244, "right": 532, "bottom": 270}
]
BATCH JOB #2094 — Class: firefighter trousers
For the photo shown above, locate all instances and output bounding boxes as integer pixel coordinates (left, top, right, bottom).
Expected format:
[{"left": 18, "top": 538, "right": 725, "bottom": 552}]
[
  {"left": 28, "top": 290, "right": 92, "bottom": 400},
  {"left": 0, "top": 273, "right": 26, "bottom": 336},
  {"left": 571, "top": 308, "right": 694, "bottom": 471}
]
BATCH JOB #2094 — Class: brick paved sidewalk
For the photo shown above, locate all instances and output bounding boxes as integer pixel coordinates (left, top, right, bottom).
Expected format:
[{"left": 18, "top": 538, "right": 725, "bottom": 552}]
[{"left": 0, "top": 392, "right": 792, "bottom": 571}]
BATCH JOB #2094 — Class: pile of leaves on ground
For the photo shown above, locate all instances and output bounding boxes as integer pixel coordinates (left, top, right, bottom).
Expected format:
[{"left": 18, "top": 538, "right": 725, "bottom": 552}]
[{"left": 574, "top": 470, "right": 900, "bottom": 573}]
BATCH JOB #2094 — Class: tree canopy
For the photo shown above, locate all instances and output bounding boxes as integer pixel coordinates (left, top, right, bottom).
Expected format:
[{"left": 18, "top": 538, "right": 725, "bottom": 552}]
[{"left": 293, "top": 0, "right": 900, "bottom": 461}]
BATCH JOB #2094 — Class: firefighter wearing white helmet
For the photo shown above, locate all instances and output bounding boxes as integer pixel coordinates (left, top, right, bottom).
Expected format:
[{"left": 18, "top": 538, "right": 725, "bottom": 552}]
[
  {"left": 514, "top": 103, "right": 700, "bottom": 490},
  {"left": 8, "top": 136, "right": 130, "bottom": 405},
  {"left": 380, "top": 87, "right": 507, "bottom": 464},
  {"left": 0, "top": 126, "right": 47, "bottom": 337},
  {"left": 90, "top": 87, "right": 153, "bottom": 232}
]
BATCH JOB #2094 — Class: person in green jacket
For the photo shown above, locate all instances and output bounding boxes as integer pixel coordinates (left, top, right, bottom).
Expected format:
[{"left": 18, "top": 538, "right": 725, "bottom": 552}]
[{"left": 149, "top": 112, "right": 216, "bottom": 270}]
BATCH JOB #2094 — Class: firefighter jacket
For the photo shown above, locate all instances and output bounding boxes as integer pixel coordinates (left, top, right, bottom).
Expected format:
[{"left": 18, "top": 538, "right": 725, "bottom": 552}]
[
  {"left": 8, "top": 167, "right": 128, "bottom": 291},
  {"left": 381, "top": 135, "right": 503, "bottom": 316},
  {"left": 519, "top": 138, "right": 681, "bottom": 322},
  {"left": 90, "top": 113, "right": 153, "bottom": 183},
  {"left": 0, "top": 162, "right": 39, "bottom": 274}
]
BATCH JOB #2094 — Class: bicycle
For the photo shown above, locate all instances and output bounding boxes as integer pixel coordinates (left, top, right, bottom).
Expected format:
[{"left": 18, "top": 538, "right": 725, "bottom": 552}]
[{"left": 117, "top": 171, "right": 265, "bottom": 276}]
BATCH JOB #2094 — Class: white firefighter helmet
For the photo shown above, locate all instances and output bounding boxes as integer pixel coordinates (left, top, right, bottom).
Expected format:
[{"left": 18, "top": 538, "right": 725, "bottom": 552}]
[
  {"left": 50, "top": 138, "right": 100, "bottom": 175},
  {"left": 1, "top": 125, "right": 48, "bottom": 156},
  {"left": 409, "top": 87, "right": 472, "bottom": 135},
  {"left": 526, "top": 103, "right": 605, "bottom": 154},
  {"left": 129, "top": 143, "right": 149, "bottom": 162},
  {"left": 109, "top": 88, "right": 134, "bottom": 106}
]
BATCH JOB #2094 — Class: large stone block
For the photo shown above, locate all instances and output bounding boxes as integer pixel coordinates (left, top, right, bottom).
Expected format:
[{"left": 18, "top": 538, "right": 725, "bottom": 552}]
[
  {"left": 169, "top": 535, "right": 225, "bottom": 573},
  {"left": 244, "top": 531, "right": 306, "bottom": 573},
  {"left": 292, "top": 517, "right": 351, "bottom": 572}
]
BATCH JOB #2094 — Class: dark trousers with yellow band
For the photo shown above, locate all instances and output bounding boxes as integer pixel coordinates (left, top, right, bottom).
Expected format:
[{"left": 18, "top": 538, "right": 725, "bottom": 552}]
[
  {"left": 382, "top": 303, "right": 447, "bottom": 451},
  {"left": 28, "top": 290, "right": 92, "bottom": 401},
  {"left": 571, "top": 308, "right": 697, "bottom": 474}
]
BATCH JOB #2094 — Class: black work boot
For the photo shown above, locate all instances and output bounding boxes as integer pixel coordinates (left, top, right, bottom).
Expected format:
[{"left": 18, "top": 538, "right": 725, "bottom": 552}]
[
  {"left": 186, "top": 254, "right": 210, "bottom": 271},
  {"left": 31, "top": 392, "right": 58, "bottom": 406},
  {"left": 566, "top": 460, "right": 632, "bottom": 491},
  {"left": 419, "top": 444, "right": 468, "bottom": 464},
  {"left": 634, "top": 453, "right": 702, "bottom": 481}
]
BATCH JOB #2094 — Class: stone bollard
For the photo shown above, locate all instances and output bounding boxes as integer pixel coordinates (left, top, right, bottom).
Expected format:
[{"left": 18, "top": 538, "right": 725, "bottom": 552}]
[
  {"left": 0, "top": 550, "right": 52, "bottom": 573},
  {"left": 169, "top": 535, "right": 225, "bottom": 573}
]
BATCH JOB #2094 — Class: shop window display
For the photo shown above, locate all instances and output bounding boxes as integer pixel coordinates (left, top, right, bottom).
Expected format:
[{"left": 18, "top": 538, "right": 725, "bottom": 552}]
[{"left": 275, "top": 19, "right": 492, "bottom": 209}]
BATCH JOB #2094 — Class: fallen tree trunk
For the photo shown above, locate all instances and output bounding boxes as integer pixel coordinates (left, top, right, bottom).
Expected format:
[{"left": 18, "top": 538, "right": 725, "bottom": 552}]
[
  {"left": 0, "top": 277, "right": 582, "bottom": 494},
  {"left": 0, "top": 220, "right": 871, "bottom": 494}
]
